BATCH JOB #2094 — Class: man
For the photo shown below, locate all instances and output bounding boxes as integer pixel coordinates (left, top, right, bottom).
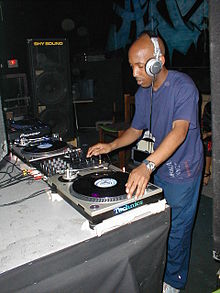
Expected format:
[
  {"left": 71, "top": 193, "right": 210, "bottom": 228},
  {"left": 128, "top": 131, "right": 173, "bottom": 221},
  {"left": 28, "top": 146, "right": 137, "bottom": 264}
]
[{"left": 87, "top": 32, "right": 203, "bottom": 292}]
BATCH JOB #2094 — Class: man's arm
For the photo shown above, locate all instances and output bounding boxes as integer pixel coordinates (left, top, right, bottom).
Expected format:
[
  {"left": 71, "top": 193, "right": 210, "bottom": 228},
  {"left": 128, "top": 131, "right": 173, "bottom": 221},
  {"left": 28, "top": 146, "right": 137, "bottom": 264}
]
[
  {"left": 87, "top": 127, "right": 143, "bottom": 157},
  {"left": 146, "top": 120, "right": 189, "bottom": 167},
  {"left": 126, "top": 120, "right": 189, "bottom": 198},
  {"left": 109, "top": 127, "right": 143, "bottom": 151}
]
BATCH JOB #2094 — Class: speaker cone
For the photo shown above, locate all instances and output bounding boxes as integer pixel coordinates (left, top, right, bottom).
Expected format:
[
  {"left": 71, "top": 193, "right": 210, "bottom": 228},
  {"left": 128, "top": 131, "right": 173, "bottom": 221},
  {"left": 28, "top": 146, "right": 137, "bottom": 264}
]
[{"left": 36, "top": 71, "right": 66, "bottom": 105}]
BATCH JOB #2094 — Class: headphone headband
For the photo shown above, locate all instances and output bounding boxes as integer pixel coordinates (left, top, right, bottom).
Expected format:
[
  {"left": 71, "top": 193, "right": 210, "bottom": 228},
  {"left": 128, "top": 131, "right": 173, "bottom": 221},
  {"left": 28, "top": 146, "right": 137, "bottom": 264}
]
[
  {"left": 151, "top": 37, "right": 161, "bottom": 59},
  {"left": 145, "top": 37, "right": 162, "bottom": 77}
]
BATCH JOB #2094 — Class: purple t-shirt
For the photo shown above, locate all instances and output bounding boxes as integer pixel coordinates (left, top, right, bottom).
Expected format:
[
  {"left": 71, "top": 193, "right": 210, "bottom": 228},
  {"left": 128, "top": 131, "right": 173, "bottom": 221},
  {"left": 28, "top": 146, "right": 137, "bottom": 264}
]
[{"left": 131, "top": 70, "right": 203, "bottom": 183}]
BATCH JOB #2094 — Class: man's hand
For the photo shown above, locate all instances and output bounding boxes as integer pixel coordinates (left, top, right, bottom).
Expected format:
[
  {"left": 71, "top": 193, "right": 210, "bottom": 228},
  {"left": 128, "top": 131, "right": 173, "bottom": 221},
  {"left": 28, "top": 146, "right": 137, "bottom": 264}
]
[
  {"left": 87, "top": 143, "right": 112, "bottom": 157},
  {"left": 126, "top": 163, "right": 151, "bottom": 199}
]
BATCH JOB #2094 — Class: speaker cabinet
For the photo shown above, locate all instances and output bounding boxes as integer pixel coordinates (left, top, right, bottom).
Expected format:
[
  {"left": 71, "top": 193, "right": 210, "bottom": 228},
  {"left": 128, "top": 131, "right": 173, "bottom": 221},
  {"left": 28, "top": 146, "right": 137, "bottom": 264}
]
[{"left": 27, "top": 39, "right": 74, "bottom": 140}]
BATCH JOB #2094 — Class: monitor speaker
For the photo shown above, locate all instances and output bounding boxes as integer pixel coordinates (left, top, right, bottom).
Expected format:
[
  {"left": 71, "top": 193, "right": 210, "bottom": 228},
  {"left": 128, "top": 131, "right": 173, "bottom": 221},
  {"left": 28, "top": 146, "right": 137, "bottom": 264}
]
[{"left": 27, "top": 39, "right": 74, "bottom": 141}]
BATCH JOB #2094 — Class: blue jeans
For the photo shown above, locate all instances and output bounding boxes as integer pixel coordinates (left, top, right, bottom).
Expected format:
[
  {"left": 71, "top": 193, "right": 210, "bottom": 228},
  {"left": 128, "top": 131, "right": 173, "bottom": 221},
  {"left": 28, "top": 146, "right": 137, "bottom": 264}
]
[{"left": 154, "top": 174, "right": 202, "bottom": 289}]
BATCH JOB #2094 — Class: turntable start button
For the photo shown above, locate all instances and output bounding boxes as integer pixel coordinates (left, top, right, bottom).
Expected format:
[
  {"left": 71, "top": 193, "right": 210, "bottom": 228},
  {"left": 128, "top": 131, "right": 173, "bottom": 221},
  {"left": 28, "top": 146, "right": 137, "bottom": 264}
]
[{"left": 90, "top": 204, "right": 100, "bottom": 210}]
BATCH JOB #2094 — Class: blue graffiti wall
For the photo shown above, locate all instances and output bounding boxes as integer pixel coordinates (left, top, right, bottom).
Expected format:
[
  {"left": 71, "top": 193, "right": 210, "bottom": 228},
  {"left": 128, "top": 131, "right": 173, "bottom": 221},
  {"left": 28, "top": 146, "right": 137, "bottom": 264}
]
[{"left": 106, "top": 0, "right": 209, "bottom": 66}]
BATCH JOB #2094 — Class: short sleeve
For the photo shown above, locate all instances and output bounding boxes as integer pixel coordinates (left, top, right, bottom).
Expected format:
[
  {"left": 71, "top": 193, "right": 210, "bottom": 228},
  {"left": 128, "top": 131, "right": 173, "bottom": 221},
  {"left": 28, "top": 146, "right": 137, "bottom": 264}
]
[
  {"left": 131, "top": 88, "right": 150, "bottom": 130},
  {"left": 173, "top": 84, "right": 199, "bottom": 129}
]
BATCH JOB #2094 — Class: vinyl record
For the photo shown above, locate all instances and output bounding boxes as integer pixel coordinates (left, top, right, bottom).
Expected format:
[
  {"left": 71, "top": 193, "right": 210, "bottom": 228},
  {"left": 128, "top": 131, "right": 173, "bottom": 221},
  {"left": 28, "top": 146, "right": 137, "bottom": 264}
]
[
  {"left": 23, "top": 140, "right": 67, "bottom": 155},
  {"left": 70, "top": 171, "right": 129, "bottom": 202}
]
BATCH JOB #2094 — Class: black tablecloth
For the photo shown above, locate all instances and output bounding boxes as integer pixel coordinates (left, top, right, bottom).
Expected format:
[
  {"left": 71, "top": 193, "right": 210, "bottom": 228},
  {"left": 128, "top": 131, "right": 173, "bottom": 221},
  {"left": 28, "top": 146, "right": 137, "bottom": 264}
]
[{"left": 0, "top": 207, "right": 170, "bottom": 293}]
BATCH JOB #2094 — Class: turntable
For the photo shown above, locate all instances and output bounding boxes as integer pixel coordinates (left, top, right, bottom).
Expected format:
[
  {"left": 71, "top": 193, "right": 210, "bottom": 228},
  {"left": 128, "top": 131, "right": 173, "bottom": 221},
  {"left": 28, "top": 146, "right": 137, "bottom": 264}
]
[
  {"left": 22, "top": 139, "right": 67, "bottom": 157},
  {"left": 11, "top": 137, "right": 69, "bottom": 162},
  {"left": 7, "top": 118, "right": 51, "bottom": 142},
  {"left": 48, "top": 166, "right": 163, "bottom": 227}
]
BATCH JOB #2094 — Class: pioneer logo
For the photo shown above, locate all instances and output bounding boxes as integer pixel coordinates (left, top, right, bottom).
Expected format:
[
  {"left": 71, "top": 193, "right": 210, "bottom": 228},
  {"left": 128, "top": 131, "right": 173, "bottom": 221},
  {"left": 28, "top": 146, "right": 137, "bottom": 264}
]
[
  {"left": 20, "top": 131, "right": 41, "bottom": 138},
  {"left": 113, "top": 200, "right": 143, "bottom": 215},
  {"left": 33, "top": 41, "right": 63, "bottom": 46}
]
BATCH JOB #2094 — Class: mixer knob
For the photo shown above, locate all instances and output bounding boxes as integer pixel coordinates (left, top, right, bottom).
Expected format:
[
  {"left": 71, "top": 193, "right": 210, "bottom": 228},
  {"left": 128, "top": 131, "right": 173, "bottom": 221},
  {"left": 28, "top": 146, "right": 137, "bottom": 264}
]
[{"left": 62, "top": 169, "right": 78, "bottom": 181}]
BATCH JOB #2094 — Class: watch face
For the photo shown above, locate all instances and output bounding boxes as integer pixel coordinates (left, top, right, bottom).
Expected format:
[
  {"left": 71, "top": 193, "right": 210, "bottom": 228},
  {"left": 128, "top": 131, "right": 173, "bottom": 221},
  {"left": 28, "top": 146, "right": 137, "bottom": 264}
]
[
  {"left": 147, "top": 162, "right": 156, "bottom": 171},
  {"left": 143, "top": 159, "right": 156, "bottom": 171}
]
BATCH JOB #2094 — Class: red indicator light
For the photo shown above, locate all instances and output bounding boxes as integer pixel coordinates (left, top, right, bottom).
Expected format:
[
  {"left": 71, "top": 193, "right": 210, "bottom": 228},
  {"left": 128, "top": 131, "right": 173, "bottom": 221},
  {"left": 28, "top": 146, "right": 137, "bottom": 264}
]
[
  {"left": 7, "top": 59, "right": 18, "bottom": 68},
  {"left": 10, "top": 60, "right": 16, "bottom": 65}
]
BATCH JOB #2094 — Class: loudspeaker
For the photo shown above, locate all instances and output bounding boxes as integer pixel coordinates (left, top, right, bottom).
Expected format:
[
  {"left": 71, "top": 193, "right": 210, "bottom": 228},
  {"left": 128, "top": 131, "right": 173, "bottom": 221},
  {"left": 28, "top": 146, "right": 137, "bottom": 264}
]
[
  {"left": 0, "top": 95, "right": 8, "bottom": 162},
  {"left": 27, "top": 39, "right": 74, "bottom": 140},
  {"left": 145, "top": 37, "right": 162, "bottom": 77}
]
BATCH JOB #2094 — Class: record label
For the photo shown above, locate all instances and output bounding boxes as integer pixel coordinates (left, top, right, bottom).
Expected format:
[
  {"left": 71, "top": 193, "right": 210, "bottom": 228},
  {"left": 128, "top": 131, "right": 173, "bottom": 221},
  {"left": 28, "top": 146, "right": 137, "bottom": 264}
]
[
  {"left": 37, "top": 143, "right": 53, "bottom": 149},
  {"left": 94, "top": 178, "right": 117, "bottom": 188}
]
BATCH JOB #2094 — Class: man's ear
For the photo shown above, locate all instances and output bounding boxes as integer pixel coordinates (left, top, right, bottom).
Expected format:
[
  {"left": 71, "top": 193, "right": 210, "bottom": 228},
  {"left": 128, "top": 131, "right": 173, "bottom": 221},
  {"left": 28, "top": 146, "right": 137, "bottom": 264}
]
[{"left": 160, "top": 55, "right": 165, "bottom": 66}]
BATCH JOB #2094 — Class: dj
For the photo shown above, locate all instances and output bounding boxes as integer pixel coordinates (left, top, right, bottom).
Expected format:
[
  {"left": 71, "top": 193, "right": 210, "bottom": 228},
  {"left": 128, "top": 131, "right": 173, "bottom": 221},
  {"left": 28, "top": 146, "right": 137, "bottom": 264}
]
[{"left": 87, "top": 31, "right": 203, "bottom": 293}]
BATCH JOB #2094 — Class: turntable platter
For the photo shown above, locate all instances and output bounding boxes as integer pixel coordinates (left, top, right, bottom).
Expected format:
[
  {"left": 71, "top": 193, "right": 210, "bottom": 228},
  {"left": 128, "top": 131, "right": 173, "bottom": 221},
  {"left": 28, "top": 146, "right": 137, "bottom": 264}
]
[
  {"left": 70, "top": 171, "right": 129, "bottom": 202},
  {"left": 22, "top": 140, "right": 67, "bottom": 156}
]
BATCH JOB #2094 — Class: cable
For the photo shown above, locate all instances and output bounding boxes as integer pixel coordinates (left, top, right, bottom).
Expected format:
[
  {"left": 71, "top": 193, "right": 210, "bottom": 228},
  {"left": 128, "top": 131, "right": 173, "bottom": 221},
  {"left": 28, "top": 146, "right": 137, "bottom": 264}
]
[
  {"left": 0, "top": 188, "right": 51, "bottom": 207},
  {"left": 0, "top": 157, "right": 44, "bottom": 189},
  {"left": 0, "top": 166, "right": 16, "bottom": 181},
  {"left": 0, "top": 173, "right": 23, "bottom": 186},
  {"left": 3, "top": 157, "right": 20, "bottom": 172},
  {"left": 0, "top": 159, "right": 18, "bottom": 181},
  {"left": 0, "top": 175, "right": 34, "bottom": 189},
  {"left": 149, "top": 78, "right": 155, "bottom": 133}
]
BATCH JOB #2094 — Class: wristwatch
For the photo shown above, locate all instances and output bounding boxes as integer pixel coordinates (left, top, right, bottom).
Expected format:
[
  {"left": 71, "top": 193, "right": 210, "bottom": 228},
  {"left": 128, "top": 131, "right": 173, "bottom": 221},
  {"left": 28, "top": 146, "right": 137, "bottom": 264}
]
[{"left": 143, "top": 159, "right": 156, "bottom": 172}]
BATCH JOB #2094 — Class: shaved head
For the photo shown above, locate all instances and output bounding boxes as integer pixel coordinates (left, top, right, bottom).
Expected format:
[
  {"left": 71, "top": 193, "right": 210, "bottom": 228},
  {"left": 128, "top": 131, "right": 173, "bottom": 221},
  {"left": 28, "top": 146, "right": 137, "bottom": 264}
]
[{"left": 130, "top": 33, "right": 165, "bottom": 57}]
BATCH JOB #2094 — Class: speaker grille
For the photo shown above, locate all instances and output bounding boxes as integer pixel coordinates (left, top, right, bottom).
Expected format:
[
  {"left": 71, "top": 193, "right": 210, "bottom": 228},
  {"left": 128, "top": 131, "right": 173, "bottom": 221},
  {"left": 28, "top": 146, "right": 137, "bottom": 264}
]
[{"left": 36, "top": 71, "right": 66, "bottom": 105}]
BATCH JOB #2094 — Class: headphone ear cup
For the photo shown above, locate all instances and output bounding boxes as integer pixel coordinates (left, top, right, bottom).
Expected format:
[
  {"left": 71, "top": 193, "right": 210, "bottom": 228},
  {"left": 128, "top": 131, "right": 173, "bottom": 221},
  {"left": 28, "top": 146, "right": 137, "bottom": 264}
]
[{"left": 145, "top": 58, "right": 162, "bottom": 77}]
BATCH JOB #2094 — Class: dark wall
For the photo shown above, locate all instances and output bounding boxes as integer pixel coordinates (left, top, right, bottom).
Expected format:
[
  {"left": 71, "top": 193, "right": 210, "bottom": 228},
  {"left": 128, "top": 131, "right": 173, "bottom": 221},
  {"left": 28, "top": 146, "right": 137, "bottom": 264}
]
[
  {"left": 0, "top": 1, "right": 125, "bottom": 127},
  {"left": 72, "top": 58, "right": 123, "bottom": 127},
  {"left": 0, "top": 0, "right": 212, "bottom": 128},
  {"left": 0, "top": 0, "right": 113, "bottom": 74},
  {"left": 106, "top": 0, "right": 210, "bottom": 95}
]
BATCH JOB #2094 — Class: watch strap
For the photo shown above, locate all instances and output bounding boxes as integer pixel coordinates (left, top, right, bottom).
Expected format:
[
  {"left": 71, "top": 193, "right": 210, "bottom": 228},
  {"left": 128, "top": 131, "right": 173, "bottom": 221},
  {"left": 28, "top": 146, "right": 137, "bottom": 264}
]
[{"left": 143, "top": 159, "right": 156, "bottom": 172}]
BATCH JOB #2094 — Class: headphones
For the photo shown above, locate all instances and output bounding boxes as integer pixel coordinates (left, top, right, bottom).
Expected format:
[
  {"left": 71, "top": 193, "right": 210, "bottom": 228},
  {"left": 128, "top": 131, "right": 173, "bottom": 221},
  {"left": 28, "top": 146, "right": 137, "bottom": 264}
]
[{"left": 145, "top": 37, "right": 162, "bottom": 77}]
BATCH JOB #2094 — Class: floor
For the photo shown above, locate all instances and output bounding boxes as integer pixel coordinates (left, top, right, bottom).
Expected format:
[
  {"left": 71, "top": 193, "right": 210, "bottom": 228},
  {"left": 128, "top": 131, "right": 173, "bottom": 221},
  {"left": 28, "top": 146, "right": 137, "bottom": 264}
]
[
  {"left": 76, "top": 128, "right": 220, "bottom": 293},
  {"left": 182, "top": 185, "right": 219, "bottom": 293}
]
